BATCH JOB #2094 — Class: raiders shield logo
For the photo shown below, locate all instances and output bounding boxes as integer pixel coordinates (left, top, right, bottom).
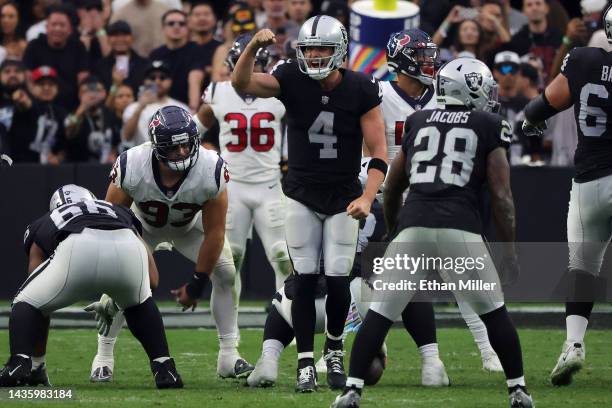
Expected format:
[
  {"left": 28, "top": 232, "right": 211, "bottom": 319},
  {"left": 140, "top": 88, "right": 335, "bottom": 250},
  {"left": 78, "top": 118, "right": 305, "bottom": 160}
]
[{"left": 464, "top": 72, "right": 483, "bottom": 92}]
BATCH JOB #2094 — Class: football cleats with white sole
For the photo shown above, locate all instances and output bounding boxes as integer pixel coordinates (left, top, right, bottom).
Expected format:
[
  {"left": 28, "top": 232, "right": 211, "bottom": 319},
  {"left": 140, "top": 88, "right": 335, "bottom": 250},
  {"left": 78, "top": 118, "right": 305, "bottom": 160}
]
[
  {"left": 421, "top": 358, "right": 450, "bottom": 387},
  {"left": 481, "top": 350, "right": 504, "bottom": 373},
  {"left": 246, "top": 357, "right": 278, "bottom": 387},
  {"left": 90, "top": 355, "right": 114, "bottom": 382},
  {"left": 217, "top": 354, "right": 255, "bottom": 379},
  {"left": 550, "top": 341, "right": 585, "bottom": 386}
]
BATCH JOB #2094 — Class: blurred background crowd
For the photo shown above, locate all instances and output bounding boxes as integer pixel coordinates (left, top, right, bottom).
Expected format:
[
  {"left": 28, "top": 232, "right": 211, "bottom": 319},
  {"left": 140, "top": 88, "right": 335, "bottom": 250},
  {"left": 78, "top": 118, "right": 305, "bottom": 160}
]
[{"left": 0, "top": 0, "right": 599, "bottom": 167}]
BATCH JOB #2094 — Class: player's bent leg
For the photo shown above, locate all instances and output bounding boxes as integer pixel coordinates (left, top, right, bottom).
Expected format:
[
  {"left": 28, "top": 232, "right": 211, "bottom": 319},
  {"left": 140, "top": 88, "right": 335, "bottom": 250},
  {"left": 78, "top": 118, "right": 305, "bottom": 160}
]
[
  {"left": 226, "top": 182, "right": 252, "bottom": 297},
  {"left": 457, "top": 301, "right": 502, "bottom": 372}
]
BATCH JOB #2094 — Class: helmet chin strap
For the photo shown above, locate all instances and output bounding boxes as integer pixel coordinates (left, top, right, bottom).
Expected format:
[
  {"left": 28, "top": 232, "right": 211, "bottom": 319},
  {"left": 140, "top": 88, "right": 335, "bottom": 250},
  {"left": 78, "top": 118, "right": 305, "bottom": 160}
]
[{"left": 166, "top": 157, "right": 191, "bottom": 172}]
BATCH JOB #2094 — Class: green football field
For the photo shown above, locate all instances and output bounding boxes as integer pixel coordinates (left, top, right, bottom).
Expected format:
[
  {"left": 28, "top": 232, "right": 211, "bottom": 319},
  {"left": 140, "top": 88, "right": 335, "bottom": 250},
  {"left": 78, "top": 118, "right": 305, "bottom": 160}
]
[{"left": 1, "top": 328, "right": 611, "bottom": 407}]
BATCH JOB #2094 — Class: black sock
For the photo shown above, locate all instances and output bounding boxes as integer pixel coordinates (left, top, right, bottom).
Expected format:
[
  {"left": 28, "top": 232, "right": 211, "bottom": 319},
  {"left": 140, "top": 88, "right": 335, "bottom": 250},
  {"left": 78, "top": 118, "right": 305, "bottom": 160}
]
[
  {"left": 33, "top": 316, "right": 50, "bottom": 358},
  {"left": 325, "top": 276, "right": 351, "bottom": 344},
  {"left": 291, "top": 274, "right": 319, "bottom": 361},
  {"left": 348, "top": 310, "right": 393, "bottom": 381},
  {"left": 479, "top": 306, "right": 523, "bottom": 380},
  {"left": 264, "top": 306, "right": 294, "bottom": 347},
  {"left": 124, "top": 297, "right": 170, "bottom": 361},
  {"left": 566, "top": 302, "right": 594, "bottom": 320},
  {"left": 401, "top": 301, "right": 437, "bottom": 347},
  {"left": 9, "top": 302, "right": 46, "bottom": 357}
]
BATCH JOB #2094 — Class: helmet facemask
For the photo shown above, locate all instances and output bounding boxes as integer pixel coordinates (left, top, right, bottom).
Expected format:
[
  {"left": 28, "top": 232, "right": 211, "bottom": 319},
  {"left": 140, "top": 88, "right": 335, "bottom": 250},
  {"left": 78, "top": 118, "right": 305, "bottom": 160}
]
[
  {"left": 296, "top": 43, "right": 342, "bottom": 80},
  {"left": 389, "top": 45, "right": 439, "bottom": 85},
  {"left": 153, "top": 133, "right": 199, "bottom": 172}
]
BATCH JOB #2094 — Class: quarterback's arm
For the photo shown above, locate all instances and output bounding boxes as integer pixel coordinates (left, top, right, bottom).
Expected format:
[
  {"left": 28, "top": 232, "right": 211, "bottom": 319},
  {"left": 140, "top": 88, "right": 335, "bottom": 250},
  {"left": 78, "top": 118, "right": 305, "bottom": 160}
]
[
  {"left": 487, "top": 147, "right": 516, "bottom": 249},
  {"left": 27, "top": 242, "right": 47, "bottom": 275},
  {"left": 383, "top": 150, "right": 410, "bottom": 232},
  {"left": 231, "top": 29, "right": 281, "bottom": 97},
  {"left": 361, "top": 105, "right": 387, "bottom": 201},
  {"left": 105, "top": 183, "right": 134, "bottom": 207},
  {"left": 196, "top": 189, "right": 228, "bottom": 276}
]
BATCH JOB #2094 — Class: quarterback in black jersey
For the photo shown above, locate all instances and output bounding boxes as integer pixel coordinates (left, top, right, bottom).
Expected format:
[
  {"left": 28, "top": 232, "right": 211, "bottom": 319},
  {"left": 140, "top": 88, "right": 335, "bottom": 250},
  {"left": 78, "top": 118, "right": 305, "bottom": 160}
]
[
  {"left": 523, "top": 3, "right": 612, "bottom": 388},
  {"left": 232, "top": 15, "right": 387, "bottom": 392},
  {"left": 0, "top": 185, "right": 182, "bottom": 390},
  {"left": 333, "top": 58, "right": 533, "bottom": 408}
]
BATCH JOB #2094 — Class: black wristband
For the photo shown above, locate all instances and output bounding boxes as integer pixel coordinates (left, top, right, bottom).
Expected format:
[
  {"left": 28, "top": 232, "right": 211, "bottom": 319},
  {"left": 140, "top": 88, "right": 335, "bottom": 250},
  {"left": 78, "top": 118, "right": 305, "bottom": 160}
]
[
  {"left": 367, "top": 157, "right": 388, "bottom": 177},
  {"left": 524, "top": 93, "right": 559, "bottom": 123},
  {"left": 185, "top": 272, "right": 209, "bottom": 299}
]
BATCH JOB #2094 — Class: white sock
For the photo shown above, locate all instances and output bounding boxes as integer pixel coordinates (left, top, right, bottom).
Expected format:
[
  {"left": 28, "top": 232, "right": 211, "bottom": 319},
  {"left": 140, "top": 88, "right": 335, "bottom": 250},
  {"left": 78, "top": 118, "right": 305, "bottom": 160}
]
[
  {"left": 261, "top": 339, "right": 284, "bottom": 361},
  {"left": 346, "top": 377, "right": 364, "bottom": 389},
  {"left": 218, "top": 334, "right": 239, "bottom": 356},
  {"left": 298, "top": 351, "right": 314, "bottom": 360},
  {"left": 153, "top": 356, "right": 170, "bottom": 363},
  {"left": 418, "top": 343, "right": 440, "bottom": 361},
  {"left": 507, "top": 376, "right": 526, "bottom": 388},
  {"left": 211, "top": 270, "right": 239, "bottom": 355},
  {"left": 32, "top": 355, "right": 45, "bottom": 370},
  {"left": 97, "top": 334, "right": 117, "bottom": 360},
  {"left": 458, "top": 302, "right": 494, "bottom": 355},
  {"left": 566, "top": 315, "right": 589, "bottom": 343}
]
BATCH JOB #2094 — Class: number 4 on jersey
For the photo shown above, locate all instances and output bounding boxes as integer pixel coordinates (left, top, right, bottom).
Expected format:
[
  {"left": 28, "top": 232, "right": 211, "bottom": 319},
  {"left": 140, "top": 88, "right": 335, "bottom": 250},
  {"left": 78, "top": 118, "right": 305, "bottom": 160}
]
[{"left": 308, "top": 111, "right": 338, "bottom": 158}]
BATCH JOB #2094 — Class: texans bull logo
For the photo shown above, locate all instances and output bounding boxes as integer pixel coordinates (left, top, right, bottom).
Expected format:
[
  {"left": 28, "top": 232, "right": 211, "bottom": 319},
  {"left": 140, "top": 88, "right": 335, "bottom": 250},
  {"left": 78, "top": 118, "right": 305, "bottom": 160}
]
[
  {"left": 387, "top": 33, "right": 411, "bottom": 58},
  {"left": 464, "top": 72, "right": 483, "bottom": 92}
]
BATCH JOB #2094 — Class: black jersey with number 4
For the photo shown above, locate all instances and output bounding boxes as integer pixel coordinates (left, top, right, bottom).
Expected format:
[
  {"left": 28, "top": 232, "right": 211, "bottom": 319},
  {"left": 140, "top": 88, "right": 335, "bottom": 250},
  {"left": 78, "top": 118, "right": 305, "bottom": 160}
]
[
  {"left": 24, "top": 200, "right": 143, "bottom": 257},
  {"left": 396, "top": 108, "right": 511, "bottom": 235},
  {"left": 561, "top": 47, "right": 612, "bottom": 182},
  {"left": 271, "top": 60, "right": 382, "bottom": 214}
]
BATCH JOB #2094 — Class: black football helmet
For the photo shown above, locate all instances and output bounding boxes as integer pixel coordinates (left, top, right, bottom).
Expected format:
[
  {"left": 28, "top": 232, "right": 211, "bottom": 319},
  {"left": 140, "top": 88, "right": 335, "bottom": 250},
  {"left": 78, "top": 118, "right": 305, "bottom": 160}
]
[
  {"left": 226, "top": 34, "right": 270, "bottom": 72},
  {"left": 148, "top": 106, "right": 199, "bottom": 171},
  {"left": 386, "top": 29, "right": 439, "bottom": 85}
]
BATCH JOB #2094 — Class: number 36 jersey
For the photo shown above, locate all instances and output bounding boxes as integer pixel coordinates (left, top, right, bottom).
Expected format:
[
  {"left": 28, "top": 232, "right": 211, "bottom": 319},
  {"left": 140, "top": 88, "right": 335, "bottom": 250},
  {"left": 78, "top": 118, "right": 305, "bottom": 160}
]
[
  {"left": 110, "top": 142, "right": 228, "bottom": 233},
  {"left": 561, "top": 47, "right": 612, "bottom": 182},
  {"left": 203, "top": 81, "right": 285, "bottom": 183},
  {"left": 397, "top": 108, "right": 511, "bottom": 235},
  {"left": 271, "top": 60, "right": 382, "bottom": 214}
]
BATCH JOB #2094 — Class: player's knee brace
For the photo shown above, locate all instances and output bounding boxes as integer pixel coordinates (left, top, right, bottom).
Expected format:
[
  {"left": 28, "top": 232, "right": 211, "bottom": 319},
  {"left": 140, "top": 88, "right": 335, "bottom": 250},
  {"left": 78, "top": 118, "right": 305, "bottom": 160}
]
[
  {"left": 326, "top": 252, "right": 354, "bottom": 277},
  {"left": 268, "top": 241, "right": 291, "bottom": 271}
]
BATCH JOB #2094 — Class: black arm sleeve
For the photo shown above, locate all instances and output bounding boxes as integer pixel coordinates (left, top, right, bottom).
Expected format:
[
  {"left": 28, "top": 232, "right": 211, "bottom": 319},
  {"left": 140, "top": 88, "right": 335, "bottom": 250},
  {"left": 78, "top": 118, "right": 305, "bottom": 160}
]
[{"left": 524, "top": 92, "right": 559, "bottom": 123}]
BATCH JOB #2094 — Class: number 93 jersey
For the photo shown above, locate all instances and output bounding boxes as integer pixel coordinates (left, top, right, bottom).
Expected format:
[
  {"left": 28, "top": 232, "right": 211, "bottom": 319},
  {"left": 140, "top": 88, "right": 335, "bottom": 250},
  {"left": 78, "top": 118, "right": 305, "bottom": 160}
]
[
  {"left": 271, "top": 60, "right": 382, "bottom": 214},
  {"left": 561, "top": 47, "right": 612, "bottom": 182},
  {"left": 398, "top": 108, "right": 511, "bottom": 235},
  {"left": 109, "top": 142, "right": 228, "bottom": 233},
  {"left": 203, "top": 81, "right": 285, "bottom": 183},
  {"left": 380, "top": 81, "right": 437, "bottom": 161}
]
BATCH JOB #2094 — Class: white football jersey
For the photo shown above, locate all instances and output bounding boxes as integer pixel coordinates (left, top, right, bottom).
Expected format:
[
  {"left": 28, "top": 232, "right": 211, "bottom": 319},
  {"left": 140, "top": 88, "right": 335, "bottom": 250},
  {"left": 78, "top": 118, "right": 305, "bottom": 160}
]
[
  {"left": 380, "top": 81, "right": 437, "bottom": 160},
  {"left": 203, "top": 81, "right": 285, "bottom": 183},
  {"left": 110, "top": 142, "right": 229, "bottom": 233}
]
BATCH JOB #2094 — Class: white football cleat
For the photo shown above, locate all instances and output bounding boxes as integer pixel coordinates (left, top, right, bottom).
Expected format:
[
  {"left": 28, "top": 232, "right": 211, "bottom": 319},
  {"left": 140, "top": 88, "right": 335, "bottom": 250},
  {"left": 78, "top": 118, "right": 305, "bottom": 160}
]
[
  {"left": 315, "top": 355, "right": 327, "bottom": 374},
  {"left": 90, "top": 355, "right": 114, "bottom": 382},
  {"left": 421, "top": 358, "right": 450, "bottom": 387},
  {"left": 481, "top": 350, "right": 504, "bottom": 373},
  {"left": 331, "top": 387, "right": 361, "bottom": 408},
  {"left": 550, "top": 341, "right": 585, "bottom": 386},
  {"left": 247, "top": 357, "right": 278, "bottom": 387},
  {"left": 508, "top": 385, "right": 534, "bottom": 407},
  {"left": 217, "top": 352, "right": 255, "bottom": 378}
]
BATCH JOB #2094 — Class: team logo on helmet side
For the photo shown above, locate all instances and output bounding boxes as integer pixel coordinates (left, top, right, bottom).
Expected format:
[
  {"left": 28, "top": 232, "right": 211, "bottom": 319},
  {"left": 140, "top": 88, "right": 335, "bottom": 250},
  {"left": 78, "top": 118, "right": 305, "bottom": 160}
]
[
  {"left": 387, "top": 32, "right": 411, "bottom": 58},
  {"left": 465, "top": 72, "right": 483, "bottom": 92}
]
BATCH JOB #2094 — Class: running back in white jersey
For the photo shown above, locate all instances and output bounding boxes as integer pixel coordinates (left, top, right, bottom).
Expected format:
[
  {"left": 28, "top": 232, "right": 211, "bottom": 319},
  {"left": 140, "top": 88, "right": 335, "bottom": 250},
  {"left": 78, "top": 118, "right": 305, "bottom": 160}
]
[
  {"left": 109, "top": 142, "right": 229, "bottom": 233},
  {"left": 380, "top": 81, "right": 437, "bottom": 160},
  {"left": 203, "top": 81, "right": 285, "bottom": 183}
]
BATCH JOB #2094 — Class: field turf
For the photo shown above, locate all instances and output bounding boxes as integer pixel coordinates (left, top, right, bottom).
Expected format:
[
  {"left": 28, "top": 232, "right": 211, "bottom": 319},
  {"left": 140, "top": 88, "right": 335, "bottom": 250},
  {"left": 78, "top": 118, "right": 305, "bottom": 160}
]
[{"left": 1, "top": 328, "right": 611, "bottom": 407}]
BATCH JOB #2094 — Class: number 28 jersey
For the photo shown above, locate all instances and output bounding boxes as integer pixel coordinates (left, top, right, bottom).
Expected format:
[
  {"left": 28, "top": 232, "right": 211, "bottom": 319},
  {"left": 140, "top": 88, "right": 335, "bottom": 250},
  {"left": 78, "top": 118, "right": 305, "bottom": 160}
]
[
  {"left": 561, "top": 47, "right": 612, "bottom": 182},
  {"left": 271, "top": 60, "right": 382, "bottom": 214},
  {"left": 397, "top": 108, "right": 511, "bottom": 235},
  {"left": 110, "top": 142, "right": 228, "bottom": 233},
  {"left": 203, "top": 81, "right": 285, "bottom": 183}
]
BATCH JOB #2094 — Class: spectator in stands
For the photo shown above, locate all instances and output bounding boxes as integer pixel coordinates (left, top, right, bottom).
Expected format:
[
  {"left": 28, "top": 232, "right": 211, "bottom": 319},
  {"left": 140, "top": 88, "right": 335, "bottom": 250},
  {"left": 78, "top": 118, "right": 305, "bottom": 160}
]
[
  {"left": 506, "top": 0, "right": 562, "bottom": 84},
  {"left": 211, "top": 3, "right": 257, "bottom": 82},
  {"left": 110, "top": 0, "right": 171, "bottom": 57},
  {"left": 105, "top": 83, "right": 134, "bottom": 121},
  {"left": 189, "top": 1, "right": 222, "bottom": 86},
  {"left": 0, "top": 59, "right": 41, "bottom": 163},
  {"left": 75, "top": 0, "right": 111, "bottom": 64},
  {"left": 121, "top": 60, "right": 189, "bottom": 146},
  {"left": 0, "top": 2, "right": 27, "bottom": 60},
  {"left": 150, "top": 9, "right": 205, "bottom": 111},
  {"left": 501, "top": 0, "right": 528, "bottom": 35},
  {"left": 321, "top": 0, "right": 350, "bottom": 28},
  {"left": 94, "top": 20, "right": 148, "bottom": 97},
  {"left": 549, "top": 17, "right": 589, "bottom": 78},
  {"left": 479, "top": 0, "right": 511, "bottom": 63},
  {"left": 450, "top": 19, "right": 484, "bottom": 60},
  {"left": 23, "top": 5, "right": 90, "bottom": 110},
  {"left": 29, "top": 66, "right": 67, "bottom": 165},
  {"left": 493, "top": 51, "right": 529, "bottom": 165},
  {"left": 287, "top": 0, "right": 312, "bottom": 26},
  {"left": 55, "top": 75, "right": 119, "bottom": 163},
  {"left": 261, "top": 0, "right": 299, "bottom": 57},
  {"left": 26, "top": 0, "right": 60, "bottom": 42}
]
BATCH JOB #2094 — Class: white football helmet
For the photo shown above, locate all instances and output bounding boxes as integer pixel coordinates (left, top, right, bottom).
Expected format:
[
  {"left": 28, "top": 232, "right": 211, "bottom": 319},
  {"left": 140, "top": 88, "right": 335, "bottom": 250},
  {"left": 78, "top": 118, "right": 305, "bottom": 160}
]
[
  {"left": 296, "top": 15, "right": 348, "bottom": 80},
  {"left": 604, "top": 2, "right": 612, "bottom": 44},
  {"left": 49, "top": 184, "right": 96, "bottom": 211},
  {"left": 436, "top": 57, "right": 499, "bottom": 113}
]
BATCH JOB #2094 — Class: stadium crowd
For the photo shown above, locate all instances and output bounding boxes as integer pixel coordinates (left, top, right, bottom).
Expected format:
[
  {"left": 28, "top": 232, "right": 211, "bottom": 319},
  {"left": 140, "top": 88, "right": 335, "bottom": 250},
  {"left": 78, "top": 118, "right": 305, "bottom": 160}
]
[{"left": 0, "top": 0, "right": 601, "bottom": 167}]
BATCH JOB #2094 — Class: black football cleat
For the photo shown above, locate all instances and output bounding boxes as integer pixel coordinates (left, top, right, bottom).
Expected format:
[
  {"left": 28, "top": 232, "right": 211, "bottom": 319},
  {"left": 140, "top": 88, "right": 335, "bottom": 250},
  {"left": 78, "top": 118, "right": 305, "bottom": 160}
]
[
  {"left": 324, "top": 349, "right": 347, "bottom": 390},
  {"left": 0, "top": 355, "right": 32, "bottom": 387},
  {"left": 151, "top": 358, "right": 183, "bottom": 389},
  {"left": 295, "top": 364, "right": 317, "bottom": 393},
  {"left": 28, "top": 363, "right": 51, "bottom": 386}
]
